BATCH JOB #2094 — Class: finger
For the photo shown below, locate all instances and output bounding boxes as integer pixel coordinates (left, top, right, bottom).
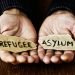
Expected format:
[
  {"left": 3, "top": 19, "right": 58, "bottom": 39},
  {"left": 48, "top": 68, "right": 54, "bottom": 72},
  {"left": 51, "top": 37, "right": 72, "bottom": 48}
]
[
  {"left": 55, "top": 51, "right": 63, "bottom": 57},
  {"left": 46, "top": 49, "right": 54, "bottom": 57},
  {"left": 32, "top": 55, "right": 39, "bottom": 63},
  {"left": 61, "top": 51, "right": 74, "bottom": 62},
  {"left": 51, "top": 55, "right": 60, "bottom": 64},
  {"left": 21, "top": 52, "right": 29, "bottom": 63},
  {"left": 16, "top": 54, "right": 26, "bottom": 63},
  {"left": 27, "top": 56, "right": 34, "bottom": 63},
  {"left": 21, "top": 52, "right": 28, "bottom": 57},
  {"left": 30, "top": 50, "right": 39, "bottom": 63},
  {"left": 43, "top": 50, "right": 54, "bottom": 64},
  {"left": 30, "top": 50, "right": 37, "bottom": 56},
  {"left": 38, "top": 45, "right": 45, "bottom": 60},
  {"left": 0, "top": 50, "right": 15, "bottom": 63},
  {"left": 43, "top": 55, "right": 50, "bottom": 64}
]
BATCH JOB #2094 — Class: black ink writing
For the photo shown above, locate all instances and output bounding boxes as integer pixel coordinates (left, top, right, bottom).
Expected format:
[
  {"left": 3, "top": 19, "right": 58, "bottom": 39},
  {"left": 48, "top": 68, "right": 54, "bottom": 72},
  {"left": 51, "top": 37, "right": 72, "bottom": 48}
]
[
  {"left": 42, "top": 40, "right": 73, "bottom": 47},
  {"left": 0, "top": 41, "right": 32, "bottom": 48}
]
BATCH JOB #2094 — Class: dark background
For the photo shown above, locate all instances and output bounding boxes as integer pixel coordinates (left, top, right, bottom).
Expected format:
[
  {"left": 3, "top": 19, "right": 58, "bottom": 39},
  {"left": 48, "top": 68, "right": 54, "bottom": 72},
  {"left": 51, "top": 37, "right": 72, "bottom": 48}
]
[
  {"left": 0, "top": 61, "right": 75, "bottom": 75},
  {"left": 0, "top": 0, "right": 75, "bottom": 75},
  {"left": 31, "top": 0, "right": 52, "bottom": 31}
]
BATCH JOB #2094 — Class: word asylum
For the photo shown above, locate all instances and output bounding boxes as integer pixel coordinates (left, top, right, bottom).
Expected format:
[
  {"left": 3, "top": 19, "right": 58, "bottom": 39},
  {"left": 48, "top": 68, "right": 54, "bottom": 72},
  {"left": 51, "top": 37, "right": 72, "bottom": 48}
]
[
  {"left": 42, "top": 40, "right": 74, "bottom": 47},
  {"left": 0, "top": 41, "right": 32, "bottom": 48}
]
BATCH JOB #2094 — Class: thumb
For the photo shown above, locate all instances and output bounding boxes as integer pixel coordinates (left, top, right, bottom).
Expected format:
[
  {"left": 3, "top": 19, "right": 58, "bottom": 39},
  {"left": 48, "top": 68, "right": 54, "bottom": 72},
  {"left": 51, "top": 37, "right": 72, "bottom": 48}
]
[
  {"left": 72, "top": 25, "right": 75, "bottom": 39},
  {"left": 20, "top": 15, "right": 37, "bottom": 42}
]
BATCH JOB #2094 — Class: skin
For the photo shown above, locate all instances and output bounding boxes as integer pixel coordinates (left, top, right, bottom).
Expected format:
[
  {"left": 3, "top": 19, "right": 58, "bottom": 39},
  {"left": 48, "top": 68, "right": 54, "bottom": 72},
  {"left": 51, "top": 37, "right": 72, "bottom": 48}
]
[
  {"left": 38, "top": 10, "right": 75, "bottom": 64},
  {"left": 61, "top": 51, "right": 74, "bottom": 62},
  {"left": 0, "top": 9, "right": 74, "bottom": 64},
  {"left": 0, "top": 9, "right": 39, "bottom": 64}
]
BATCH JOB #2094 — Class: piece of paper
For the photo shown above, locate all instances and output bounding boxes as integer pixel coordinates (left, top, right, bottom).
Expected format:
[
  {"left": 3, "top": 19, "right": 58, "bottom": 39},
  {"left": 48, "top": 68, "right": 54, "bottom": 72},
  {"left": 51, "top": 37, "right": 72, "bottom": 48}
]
[
  {"left": 0, "top": 34, "right": 36, "bottom": 53},
  {"left": 38, "top": 34, "right": 75, "bottom": 50}
]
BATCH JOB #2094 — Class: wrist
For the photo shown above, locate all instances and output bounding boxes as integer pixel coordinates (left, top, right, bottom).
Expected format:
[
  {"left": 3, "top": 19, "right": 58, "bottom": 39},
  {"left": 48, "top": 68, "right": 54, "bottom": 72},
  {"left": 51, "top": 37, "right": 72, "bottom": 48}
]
[{"left": 3, "top": 8, "right": 21, "bottom": 15}]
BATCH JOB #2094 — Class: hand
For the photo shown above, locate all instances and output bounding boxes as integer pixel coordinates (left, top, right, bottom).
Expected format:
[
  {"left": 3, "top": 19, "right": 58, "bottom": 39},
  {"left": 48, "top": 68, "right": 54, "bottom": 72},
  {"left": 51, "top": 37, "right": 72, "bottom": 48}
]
[
  {"left": 0, "top": 9, "right": 39, "bottom": 64},
  {"left": 38, "top": 10, "right": 75, "bottom": 64}
]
